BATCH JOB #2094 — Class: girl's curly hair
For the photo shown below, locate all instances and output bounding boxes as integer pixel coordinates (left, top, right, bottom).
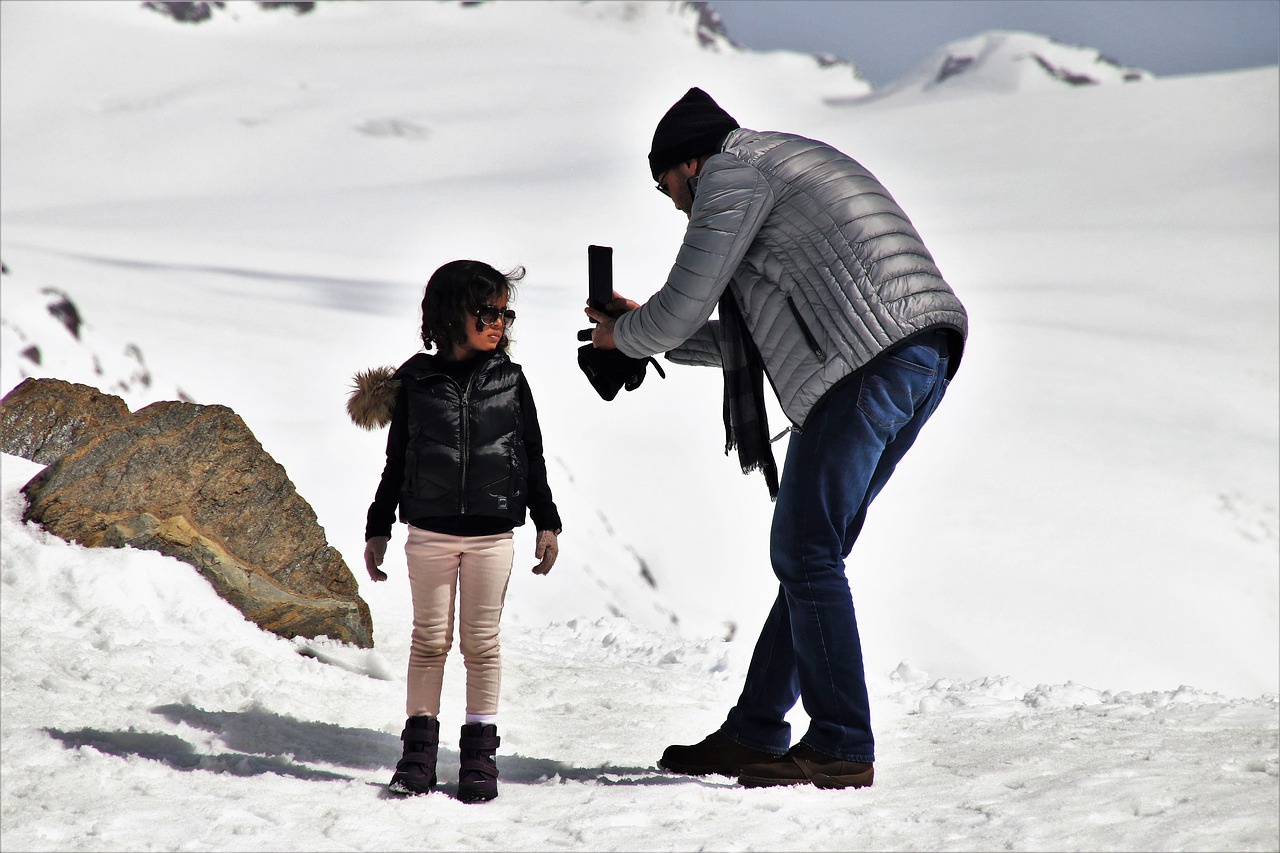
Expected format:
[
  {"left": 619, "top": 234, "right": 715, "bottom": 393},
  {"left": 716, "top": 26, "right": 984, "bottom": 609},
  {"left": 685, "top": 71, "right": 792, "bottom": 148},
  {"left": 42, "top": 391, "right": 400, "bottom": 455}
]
[{"left": 419, "top": 260, "right": 523, "bottom": 353}]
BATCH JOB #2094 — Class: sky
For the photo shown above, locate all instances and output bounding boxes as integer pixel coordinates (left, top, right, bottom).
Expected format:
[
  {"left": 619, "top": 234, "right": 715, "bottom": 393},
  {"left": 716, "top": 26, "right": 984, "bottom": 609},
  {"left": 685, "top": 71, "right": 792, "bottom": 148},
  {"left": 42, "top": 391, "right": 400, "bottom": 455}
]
[{"left": 711, "top": 0, "right": 1280, "bottom": 86}]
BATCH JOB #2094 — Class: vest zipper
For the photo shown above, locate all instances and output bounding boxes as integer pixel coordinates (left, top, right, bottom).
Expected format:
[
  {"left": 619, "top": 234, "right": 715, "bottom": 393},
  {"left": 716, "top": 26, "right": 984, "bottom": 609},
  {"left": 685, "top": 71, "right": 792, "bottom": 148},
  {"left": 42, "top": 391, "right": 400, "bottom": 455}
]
[{"left": 458, "top": 371, "right": 478, "bottom": 515}]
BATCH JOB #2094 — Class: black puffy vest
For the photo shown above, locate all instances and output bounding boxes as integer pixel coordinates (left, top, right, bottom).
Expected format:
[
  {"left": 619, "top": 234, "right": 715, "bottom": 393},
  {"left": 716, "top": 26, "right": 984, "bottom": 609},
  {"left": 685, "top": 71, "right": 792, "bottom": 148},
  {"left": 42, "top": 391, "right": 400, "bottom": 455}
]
[{"left": 397, "top": 353, "right": 528, "bottom": 524}]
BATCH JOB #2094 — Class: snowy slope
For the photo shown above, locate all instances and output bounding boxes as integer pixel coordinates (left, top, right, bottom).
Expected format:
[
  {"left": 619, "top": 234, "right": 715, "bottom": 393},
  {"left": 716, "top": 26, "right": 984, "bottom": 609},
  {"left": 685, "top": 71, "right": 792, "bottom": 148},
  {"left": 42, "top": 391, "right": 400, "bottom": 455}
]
[
  {"left": 0, "top": 2, "right": 1277, "bottom": 848},
  {"left": 2, "top": 454, "right": 1277, "bottom": 851}
]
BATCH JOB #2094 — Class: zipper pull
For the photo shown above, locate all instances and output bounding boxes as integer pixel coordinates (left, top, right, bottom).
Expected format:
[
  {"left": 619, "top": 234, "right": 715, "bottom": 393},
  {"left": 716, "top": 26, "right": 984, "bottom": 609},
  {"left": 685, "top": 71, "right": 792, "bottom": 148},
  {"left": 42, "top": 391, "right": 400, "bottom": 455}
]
[{"left": 770, "top": 426, "right": 796, "bottom": 443}]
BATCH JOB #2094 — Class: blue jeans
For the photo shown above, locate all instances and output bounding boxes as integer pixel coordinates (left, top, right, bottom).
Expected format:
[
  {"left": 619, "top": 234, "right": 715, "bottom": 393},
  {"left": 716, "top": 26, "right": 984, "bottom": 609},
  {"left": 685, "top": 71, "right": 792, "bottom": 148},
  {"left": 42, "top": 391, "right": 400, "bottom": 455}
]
[{"left": 722, "top": 331, "right": 951, "bottom": 763}]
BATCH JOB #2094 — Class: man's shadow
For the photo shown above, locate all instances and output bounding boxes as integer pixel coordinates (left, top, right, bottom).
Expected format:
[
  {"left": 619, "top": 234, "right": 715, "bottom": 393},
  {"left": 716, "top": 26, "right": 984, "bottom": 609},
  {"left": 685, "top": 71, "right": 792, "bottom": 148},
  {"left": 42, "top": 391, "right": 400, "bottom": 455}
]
[{"left": 46, "top": 704, "right": 689, "bottom": 793}]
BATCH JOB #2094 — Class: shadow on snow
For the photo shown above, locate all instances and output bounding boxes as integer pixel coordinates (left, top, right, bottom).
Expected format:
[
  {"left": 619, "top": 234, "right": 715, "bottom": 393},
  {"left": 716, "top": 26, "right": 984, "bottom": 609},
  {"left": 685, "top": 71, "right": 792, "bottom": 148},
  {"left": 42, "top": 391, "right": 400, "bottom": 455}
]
[{"left": 45, "top": 704, "right": 691, "bottom": 789}]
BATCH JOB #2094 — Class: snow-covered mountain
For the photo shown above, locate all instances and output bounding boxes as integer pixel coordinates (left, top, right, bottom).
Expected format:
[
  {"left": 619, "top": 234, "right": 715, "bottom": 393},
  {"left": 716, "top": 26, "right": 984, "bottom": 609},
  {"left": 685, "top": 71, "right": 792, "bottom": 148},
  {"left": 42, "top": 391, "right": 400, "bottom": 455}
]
[
  {"left": 1, "top": 2, "right": 1276, "bottom": 848},
  {"left": 836, "top": 30, "right": 1153, "bottom": 106},
  {"left": 133, "top": 0, "right": 875, "bottom": 88}
]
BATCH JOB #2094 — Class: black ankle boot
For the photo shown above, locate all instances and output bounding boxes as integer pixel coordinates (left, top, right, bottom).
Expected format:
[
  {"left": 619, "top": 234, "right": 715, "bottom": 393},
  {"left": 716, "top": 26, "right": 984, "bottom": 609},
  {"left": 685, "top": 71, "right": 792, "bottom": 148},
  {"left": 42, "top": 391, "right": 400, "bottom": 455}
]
[
  {"left": 389, "top": 716, "right": 439, "bottom": 795},
  {"left": 457, "top": 723, "right": 500, "bottom": 803}
]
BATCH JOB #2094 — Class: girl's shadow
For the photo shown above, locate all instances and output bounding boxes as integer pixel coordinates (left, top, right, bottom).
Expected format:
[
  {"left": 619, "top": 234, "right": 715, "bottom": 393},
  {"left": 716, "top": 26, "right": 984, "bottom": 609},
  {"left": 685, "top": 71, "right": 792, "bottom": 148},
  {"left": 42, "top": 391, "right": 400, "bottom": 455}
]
[{"left": 47, "top": 704, "right": 694, "bottom": 791}]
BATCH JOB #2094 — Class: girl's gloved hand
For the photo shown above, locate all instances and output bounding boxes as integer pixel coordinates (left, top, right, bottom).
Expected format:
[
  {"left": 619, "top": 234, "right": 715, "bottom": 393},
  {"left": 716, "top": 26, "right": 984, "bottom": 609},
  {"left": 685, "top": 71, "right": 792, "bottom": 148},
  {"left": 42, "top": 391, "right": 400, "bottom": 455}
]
[
  {"left": 364, "top": 536, "right": 390, "bottom": 582},
  {"left": 532, "top": 529, "right": 559, "bottom": 576}
]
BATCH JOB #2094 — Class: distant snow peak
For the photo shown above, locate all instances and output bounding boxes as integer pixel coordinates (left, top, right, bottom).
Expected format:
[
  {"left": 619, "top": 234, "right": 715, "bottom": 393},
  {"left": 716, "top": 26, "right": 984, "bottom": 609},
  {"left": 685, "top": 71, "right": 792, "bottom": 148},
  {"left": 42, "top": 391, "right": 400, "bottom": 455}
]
[
  {"left": 842, "top": 30, "right": 1153, "bottom": 107},
  {"left": 928, "top": 31, "right": 1152, "bottom": 91}
]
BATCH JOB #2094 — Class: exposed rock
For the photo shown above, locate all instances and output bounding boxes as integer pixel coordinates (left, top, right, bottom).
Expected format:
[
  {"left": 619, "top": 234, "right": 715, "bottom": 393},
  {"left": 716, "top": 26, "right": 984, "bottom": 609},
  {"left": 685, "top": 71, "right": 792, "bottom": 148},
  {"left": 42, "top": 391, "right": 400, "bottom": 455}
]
[
  {"left": 16, "top": 391, "right": 373, "bottom": 647},
  {"left": 0, "top": 378, "right": 130, "bottom": 465},
  {"left": 258, "top": 1, "right": 316, "bottom": 12},
  {"left": 1, "top": 277, "right": 174, "bottom": 404},
  {"left": 1032, "top": 53, "right": 1099, "bottom": 86},
  {"left": 141, "top": 0, "right": 316, "bottom": 23},
  {"left": 141, "top": 1, "right": 225, "bottom": 23},
  {"left": 686, "top": 1, "right": 735, "bottom": 50},
  {"left": 936, "top": 55, "right": 976, "bottom": 85},
  {"left": 42, "top": 288, "right": 83, "bottom": 340}
]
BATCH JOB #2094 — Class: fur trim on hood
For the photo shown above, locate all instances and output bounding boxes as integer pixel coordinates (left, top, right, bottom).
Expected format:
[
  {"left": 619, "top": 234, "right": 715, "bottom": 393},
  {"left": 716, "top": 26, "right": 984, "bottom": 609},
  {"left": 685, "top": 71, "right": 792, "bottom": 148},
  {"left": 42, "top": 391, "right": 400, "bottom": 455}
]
[{"left": 347, "top": 366, "right": 399, "bottom": 430}]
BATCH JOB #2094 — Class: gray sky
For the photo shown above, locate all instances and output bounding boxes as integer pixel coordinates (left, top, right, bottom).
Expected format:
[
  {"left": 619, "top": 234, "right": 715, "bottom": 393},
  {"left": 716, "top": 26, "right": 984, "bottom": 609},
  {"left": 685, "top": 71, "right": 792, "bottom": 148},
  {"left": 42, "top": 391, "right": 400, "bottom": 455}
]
[{"left": 710, "top": 0, "right": 1280, "bottom": 86}]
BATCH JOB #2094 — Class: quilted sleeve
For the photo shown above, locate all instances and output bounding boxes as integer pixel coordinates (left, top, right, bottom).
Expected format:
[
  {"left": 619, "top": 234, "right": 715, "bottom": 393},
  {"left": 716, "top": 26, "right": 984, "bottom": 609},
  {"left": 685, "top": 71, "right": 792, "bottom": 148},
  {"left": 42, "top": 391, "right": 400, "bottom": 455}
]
[{"left": 613, "top": 157, "right": 774, "bottom": 359}]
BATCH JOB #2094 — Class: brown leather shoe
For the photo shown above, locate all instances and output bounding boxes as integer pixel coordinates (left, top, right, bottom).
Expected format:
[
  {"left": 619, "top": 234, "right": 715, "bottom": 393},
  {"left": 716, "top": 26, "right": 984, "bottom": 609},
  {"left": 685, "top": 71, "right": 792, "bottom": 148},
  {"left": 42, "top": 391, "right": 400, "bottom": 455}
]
[
  {"left": 658, "top": 730, "right": 780, "bottom": 776},
  {"left": 738, "top": 743, "right": 874, "bottom": 789}
]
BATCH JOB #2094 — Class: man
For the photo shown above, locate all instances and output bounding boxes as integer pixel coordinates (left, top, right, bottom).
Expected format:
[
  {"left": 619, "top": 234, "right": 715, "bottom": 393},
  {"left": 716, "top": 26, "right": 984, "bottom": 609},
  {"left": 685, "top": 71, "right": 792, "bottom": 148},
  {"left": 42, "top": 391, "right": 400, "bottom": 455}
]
[{"left": 585, "top": 87, "right": 967, "bottom": 789}]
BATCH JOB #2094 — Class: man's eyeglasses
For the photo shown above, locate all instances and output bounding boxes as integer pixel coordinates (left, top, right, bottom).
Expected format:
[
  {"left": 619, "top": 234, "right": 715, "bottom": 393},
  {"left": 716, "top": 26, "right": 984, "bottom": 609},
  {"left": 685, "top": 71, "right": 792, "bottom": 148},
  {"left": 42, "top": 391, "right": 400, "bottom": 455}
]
[
  {"left": 473, "top": 306, "right": 516, "bottom": 328},
  {"left": 654, "top": 168, "right": 672, "bottom": 197}
]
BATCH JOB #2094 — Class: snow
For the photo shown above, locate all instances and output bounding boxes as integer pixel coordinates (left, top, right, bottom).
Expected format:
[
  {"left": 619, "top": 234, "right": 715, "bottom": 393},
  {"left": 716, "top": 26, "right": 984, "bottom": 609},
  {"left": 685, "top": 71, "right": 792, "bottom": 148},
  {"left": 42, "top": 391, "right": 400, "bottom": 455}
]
[{"left": 1, "top": 1, "right": 1277, "bottom": 850}]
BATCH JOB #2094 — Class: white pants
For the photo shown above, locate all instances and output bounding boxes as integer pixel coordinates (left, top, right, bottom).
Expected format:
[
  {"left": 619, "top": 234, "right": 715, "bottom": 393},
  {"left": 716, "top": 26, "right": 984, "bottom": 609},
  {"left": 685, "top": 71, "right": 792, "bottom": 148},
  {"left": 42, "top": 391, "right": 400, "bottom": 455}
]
[{"left": 403, "top": 526, "right": 514, "bottom": 718}]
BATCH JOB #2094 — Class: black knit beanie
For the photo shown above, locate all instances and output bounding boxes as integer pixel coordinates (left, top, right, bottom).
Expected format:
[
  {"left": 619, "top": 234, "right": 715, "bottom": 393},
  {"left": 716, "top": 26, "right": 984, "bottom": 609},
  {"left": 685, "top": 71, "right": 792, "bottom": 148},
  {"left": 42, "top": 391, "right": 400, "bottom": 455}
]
[{"left": 648, "top": 87, "right": 739, "bottom": 180}]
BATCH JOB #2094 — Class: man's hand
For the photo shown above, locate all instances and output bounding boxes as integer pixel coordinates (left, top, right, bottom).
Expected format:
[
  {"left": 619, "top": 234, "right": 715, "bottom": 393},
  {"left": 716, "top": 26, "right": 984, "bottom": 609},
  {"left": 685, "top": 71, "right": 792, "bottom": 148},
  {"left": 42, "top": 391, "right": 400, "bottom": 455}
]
[
  {"left": 364, "top": 536, "right": 390, "bottom": 582},
  {"left": 584, "top": 293, "right": 638, "bottom": 350},
  {"left": 532, "top": 529, "right": 559, "bottom": 575},
  {"left": 583, "top": 308, "right": 617, "bottom": 349}
]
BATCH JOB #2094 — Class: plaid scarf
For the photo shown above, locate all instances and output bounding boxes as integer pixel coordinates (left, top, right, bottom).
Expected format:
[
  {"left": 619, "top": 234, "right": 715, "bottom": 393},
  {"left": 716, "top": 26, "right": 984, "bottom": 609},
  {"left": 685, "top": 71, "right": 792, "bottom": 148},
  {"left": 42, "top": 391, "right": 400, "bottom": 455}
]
[{"left": 717, "top": 289, "right": 779, "bottom": 500}]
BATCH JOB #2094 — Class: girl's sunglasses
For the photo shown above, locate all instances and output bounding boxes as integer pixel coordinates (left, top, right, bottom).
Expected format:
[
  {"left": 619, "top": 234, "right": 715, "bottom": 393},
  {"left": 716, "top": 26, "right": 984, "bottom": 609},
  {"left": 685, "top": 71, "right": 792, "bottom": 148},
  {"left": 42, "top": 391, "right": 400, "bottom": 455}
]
[{"left": 473, "top": 306, "right": 516, "bottom": 328}]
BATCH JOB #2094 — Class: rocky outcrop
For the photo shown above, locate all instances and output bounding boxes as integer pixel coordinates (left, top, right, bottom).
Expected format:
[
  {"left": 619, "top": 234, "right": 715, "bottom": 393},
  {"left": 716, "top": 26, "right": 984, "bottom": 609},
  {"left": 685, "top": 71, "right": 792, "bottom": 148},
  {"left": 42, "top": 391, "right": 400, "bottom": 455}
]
[
  {"left": 5, "top": 379, "right": 373, "bottom": 647},
  {"left": 0, "top": 378, "right": 131, "bottom": 465}
]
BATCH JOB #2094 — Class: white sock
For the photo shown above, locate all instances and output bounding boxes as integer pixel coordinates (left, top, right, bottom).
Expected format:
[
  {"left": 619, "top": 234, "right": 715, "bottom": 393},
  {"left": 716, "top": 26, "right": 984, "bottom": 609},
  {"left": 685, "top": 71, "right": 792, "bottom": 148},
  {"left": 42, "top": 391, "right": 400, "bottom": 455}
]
[{"left": 465, "top": 713, "right": 498, "bottom": 725}]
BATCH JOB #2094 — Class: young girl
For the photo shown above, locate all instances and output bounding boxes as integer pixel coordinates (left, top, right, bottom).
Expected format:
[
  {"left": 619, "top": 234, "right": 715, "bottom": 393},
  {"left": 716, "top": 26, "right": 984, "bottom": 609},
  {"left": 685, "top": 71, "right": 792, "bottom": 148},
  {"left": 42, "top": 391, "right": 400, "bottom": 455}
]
[{"left": 348, "top": 259, "right": 561, "bottom": 802}]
